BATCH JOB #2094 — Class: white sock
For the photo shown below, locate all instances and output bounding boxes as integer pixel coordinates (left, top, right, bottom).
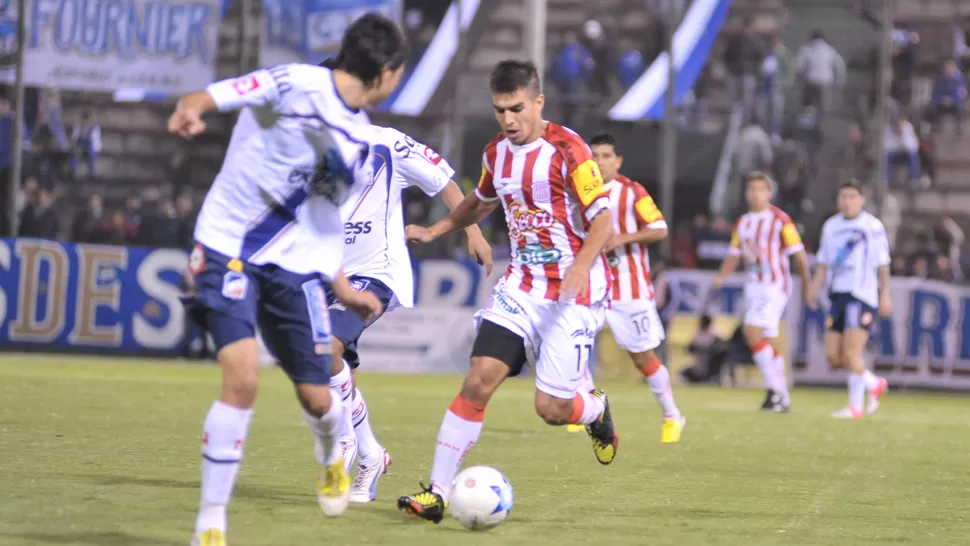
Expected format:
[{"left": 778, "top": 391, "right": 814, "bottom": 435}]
[
  {"left": 848, "top": 373, "right": 866, "bottom": 413},
  {"left": 196, "top": 401, "right": 253, "bottom": 533},
  {"left": 304, "top": 392, "right": 349, "bottom": 466},
  {"left": 863, "top": 369, "right": 879, "bottom": 391},
  {"left": 644, "top": 363, "right": 680, "bottom": 419},
  {"left": 751, "top": 343, "right": 777, "bottom": 392},
  {"left": 568, "top": 390, "right": 605, "bottom": 425},
  {"left": 351, "top": 387, "right": 382, "bottom": 462},
  {"left": 328, "top": 361, "right": 356, "bottom": 445},
  {"left": 430, "top": 396, "right": 484, "bottom": 499},
  {"left": 772, "top": 353, "right": 790, "bottom": 404}
]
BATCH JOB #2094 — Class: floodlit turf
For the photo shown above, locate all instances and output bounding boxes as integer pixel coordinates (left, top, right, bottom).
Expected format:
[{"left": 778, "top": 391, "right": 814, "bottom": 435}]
[{"left": 1, "top": 356, "right": 969, "bottom": 546}]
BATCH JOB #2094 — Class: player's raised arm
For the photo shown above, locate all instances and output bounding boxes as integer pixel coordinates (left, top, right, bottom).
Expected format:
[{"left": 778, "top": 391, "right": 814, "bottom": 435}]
[
  {"left": 406, "top": 156, "right": 499, "bottom": 243},
  {"left": 712, "top": 222, "right": 742, "bottom": 289},
  {"left": 168, "top": 68, "right": 283, "bottom": 138}
]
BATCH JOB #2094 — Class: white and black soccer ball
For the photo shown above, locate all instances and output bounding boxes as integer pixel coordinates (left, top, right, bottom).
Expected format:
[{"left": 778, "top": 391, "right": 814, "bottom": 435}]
[{"left": 448, "top": 466, "right": 514, "bottom": 531}]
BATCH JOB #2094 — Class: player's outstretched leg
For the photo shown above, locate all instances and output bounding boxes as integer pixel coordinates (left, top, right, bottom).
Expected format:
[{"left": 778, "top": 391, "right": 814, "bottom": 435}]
[
  {"left": 348, "top": 383, "right": 392, "bottom": 503},
  {"left": 539, "top": 387, "right": 617, "bottom": 464},
  {"left": 567, "top": 365, "right": 596, "bottom": 433},
  {"left": 631, "top": 351, "right": 685, "bottom": 443},
  {"left": 328, "top": 359, "right": 358, "bottom": 475},
  {"left": 299, "top": 383, "right": 353, "bottom": 515},
  {"left": 193, "top": 338, "right": 258, "bottom": 546},
  {"left": 398, "top": 354, "right": 509, "bottom": 523}
]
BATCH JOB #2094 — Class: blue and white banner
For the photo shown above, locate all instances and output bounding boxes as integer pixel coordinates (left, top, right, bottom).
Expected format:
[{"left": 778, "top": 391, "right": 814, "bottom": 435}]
[
  {"left": 379, "top": 0, "right": 480, "bottom": 115},
  {"left": 260, "top": 0, "right": 401, "bottom": 67},
  {"left": 0, "top": 239, "right": 189, "bottom": 354},
  {"left": 0, "top": 0, "right": 223, "bottom": 96},
  {"left": 609, "top": 0, "right": 729, "bottom": 120}
]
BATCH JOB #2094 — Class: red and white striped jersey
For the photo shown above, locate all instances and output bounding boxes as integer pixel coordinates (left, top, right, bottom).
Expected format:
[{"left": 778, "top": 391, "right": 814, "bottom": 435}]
[
  {"left": 604, "top": 175, "right": 666, "bottom": 301},
  {"left": 476, "top": 122, "right": 612, "bottom": 305},
  {"left": 729, "top": 206, "right": 805, "bottom": 292}
]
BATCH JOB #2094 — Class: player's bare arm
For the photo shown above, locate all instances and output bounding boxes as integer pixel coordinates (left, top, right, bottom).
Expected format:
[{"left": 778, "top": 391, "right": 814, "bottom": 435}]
[
  {"left": 561, "top": 209, "right": 614, "bottom": 300},
  {"left": 330, "top": 270, "right": 383, "bottom": 321},
  {"left": 811, "top": 262, "right": 828, "bottom": 297},
  {"left": 712, "top": 254, "right": 740, "bottom": 290},
  {"left": 438, "top": 181, "right": 494, "bottom": 274},
  {"left": 605, "top": 224, "right": 667, "bottom": 252},
  {"left": 793, "top": 249, "right": 815, "bottom": 308},
  {"left": 406, "top": 192, "right": 498, "bottom": 243},
  {"left": 877, "top": 264, "right": 892, "bottom": 317},
  {"left": 168, "top": 91, "right": 216, "bottom": 138}
]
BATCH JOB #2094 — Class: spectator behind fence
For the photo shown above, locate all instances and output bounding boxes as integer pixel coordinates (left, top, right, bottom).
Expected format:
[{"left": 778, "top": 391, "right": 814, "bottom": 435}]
[
  {"left": 550, "top": 30, "right": 594, "bottom": 126},
  {"left": 18, "top": 187, "right": 58, "bottom": 239},
  {"left": 71, "top": 193, "right": 105, "bottom": 243},
  {"left": 931, "top": 59, "right": 967, "bottom": 135},
  {"left": 175, "top": 192, "right": 196, "bottom": 249},
  {"left": 955, "top": 24, "right": 970, "bottom": 75},
  {"left": 581, "top": 19, "right": 614, "bottom": 99},
  {"left": 885, "top": 114, "right": 920, "bottom": 186},
  {"left": 71, "top": 109, "right": 102, "bottom": 177},
  {"left": 934, "top": 216, "right": 965, "bottom": 282},
  {"left": 97, "top": 210, "right": 137, "bottom": 246},
  {"left": 723, "top": 18, "right": 763, "bottom": 124},
  {"left": 140, "top": 198, "right": 183, "bottom": 248},
  {"left": 795, "top": 30, "right": 846, "bottom": 116},
  {"left": 616, "top": 36, "right": 646, "bottom": 89},
  {"left": 758, "top": 35, "right": 794, "bottom": 143}
]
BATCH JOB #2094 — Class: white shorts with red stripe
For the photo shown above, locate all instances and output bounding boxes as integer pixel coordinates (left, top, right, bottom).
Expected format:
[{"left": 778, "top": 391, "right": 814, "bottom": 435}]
[
  {"left": 743, "top": 283, "right": 789, "bottom": 338},
  {"left": 605, "top": 299, "right": 665, "bottom": 354},
  {"left": 474, "top": 278, "right": 606, "bottom": 399}
]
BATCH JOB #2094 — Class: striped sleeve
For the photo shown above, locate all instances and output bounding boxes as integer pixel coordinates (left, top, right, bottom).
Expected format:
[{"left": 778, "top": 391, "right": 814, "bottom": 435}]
[
  {"left": 728, "top": 218, "right": 742, "bottom": 256},
  {"left": 629, "top": 183, "right": 666, "bottom": 229},
  {"left": 475, "top": 147, "right": 499, "bottom": 202}
]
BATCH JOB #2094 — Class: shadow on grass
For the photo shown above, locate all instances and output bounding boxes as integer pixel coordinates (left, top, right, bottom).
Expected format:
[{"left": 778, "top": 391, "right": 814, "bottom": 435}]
[
  {"left": 0, "top": 531, "right": 181, "bottom": 545},
  {"left": 67, "top": 473, "right": 307, "bottom": 505}
]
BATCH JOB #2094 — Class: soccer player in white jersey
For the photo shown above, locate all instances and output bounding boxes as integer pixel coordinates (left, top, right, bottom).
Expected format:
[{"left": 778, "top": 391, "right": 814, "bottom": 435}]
[
  {"left": 713, "top": 172, "right": 813, "bottom": 412},
  {"left": 565, "top": 133, "right": 685, "bottom": 442},
  {"left": 167, "top": 14, "right": 406, "bottom": 546},
  {"left": 811, "top": 181, "right": 891, "bottom": 419},
  {"left": 397, "top": 60, "right": 617, "bottom": 524},
  {"left": 325, "top": 125, "right": 493, "bottom": 503}
]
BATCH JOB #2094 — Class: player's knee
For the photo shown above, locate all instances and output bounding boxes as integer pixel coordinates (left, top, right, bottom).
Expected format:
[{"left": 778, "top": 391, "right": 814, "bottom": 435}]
[
  {"left": 534, "top": 395, "right": 571, "bottom": 425},
  {"left": 217, "top": 339, "right": 261, "bottom": 406},
  {"left": 742, "top": 327, "right": 764, "bottom": 347},
  {"left": 460, "top": 357, "right": 507, "bottom": 406},
  {"left": 295, "top": 383, "right": 333, "bottom": 416},
  {"left": 632, "top": 350, "right": 661, "bottom": 374}
]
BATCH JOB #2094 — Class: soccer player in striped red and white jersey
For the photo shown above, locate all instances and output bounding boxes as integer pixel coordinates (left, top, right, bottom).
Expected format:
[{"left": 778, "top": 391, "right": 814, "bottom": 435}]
[
  {"left": 398, "top": 60, "right": 618, "bottom": 524},
  {"left": 566, "top": 133, "right": 685, "bottom": 443},
  {"left": 713, "top": 172, "right": 813, "bottom": 412}
]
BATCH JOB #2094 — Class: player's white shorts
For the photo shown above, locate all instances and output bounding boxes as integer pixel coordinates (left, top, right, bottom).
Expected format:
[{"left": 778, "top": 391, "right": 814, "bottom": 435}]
[
  {"left": 743, "top": 283, "right": 789, "bottom": 338},
  {"left": 474, "top": 279, "right": 606, "bottom": 400},
  {"left": 605, "top": 299, "right": 665, "bottom": 353}
]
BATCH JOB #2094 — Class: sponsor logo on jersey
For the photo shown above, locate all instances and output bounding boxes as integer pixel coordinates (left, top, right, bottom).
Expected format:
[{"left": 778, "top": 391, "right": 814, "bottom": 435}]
[
  {"left": 532, "top": 181, "right": 551, "bottom": 203},
  {"left": 232, "top": 75, "right": 260, "bottom": 95},
  {"left": 344, "top": 221, "right": 373, "bottom": 244},
  {"left": 516, "top": 243, "right": 563, "bottom": 266},
  {"left": 508, "top": 202, "right": 554, "bottom": 240}
]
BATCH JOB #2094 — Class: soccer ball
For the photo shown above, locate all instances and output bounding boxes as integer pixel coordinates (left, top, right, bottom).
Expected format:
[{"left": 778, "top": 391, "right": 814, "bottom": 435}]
[{"left": 448, "top": 466, "right": 514, "bottom": 531}]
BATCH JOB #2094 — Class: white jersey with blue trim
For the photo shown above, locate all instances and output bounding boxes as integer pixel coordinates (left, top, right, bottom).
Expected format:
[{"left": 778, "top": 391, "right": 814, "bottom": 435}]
[
  {"left": 340, "top": 126, "right": 454, "bottom": 308},
  {"left": 193, "top": 63, "right": 373, "bottom": 280},
  {"left": 817, "top": 210, "right": 891, "bottom": 308}
]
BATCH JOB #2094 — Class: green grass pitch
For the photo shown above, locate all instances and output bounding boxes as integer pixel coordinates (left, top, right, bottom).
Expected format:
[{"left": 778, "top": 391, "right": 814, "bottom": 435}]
[{"left": 1, "top": 355, "right": 969, "bottom": 546}]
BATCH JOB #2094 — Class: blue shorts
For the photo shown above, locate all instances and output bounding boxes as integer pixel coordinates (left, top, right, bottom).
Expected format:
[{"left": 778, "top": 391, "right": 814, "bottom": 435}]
[
  {"left": 324, "top": 276, "right": 394, "bottom": 369},
  {"left": 184, "top": 245, "right": 333, "bottom": 385},
  {"left": 827, "top": 292, "right": 876, "bottom": 333}
]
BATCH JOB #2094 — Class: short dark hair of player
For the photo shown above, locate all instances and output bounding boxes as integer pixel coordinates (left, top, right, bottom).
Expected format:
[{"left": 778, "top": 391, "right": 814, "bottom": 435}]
[
  {"left": 589, "top": 133, "right": 622, "bottom": 156},
  {"left": 326, "top": 12, "right": 408, "bottom": 86},
  {"left": 839, "top": 180, "right": 864, "bottom": 195},
  {"left": 489, "top": 60, "right": 542, "bottom": 96},
  {"left": 746, "top": 170, "right": 774, "bottom": 190}
]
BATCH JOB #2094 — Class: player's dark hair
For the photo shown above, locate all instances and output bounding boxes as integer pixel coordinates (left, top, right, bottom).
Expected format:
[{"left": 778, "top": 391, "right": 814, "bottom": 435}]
[
  {"left": 489, "top": 60, "right": 542, "bottom": 96},
  {"left": 323, "top": 12, "right": 407, "bottom": 86},
  {"left": 589, "top": 133, "right": 621, "bottom": 156},
  {"left": 840, "top": 180, "right": 864, "bottom": 195}
]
